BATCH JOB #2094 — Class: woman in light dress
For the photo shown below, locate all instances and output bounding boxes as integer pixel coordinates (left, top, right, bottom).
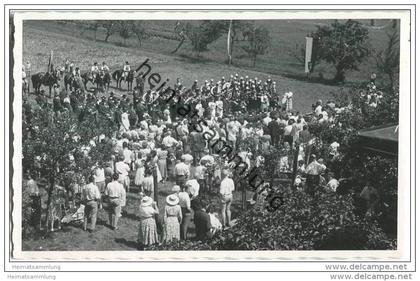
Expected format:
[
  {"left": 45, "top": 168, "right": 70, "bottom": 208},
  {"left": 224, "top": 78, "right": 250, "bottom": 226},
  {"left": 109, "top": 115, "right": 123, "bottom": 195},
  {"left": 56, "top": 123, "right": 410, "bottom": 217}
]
[
  {"left": 121, "top": 111, "right": 130, "bottom": 132},
  {"left": 137, "top": 196, "right": 159, "bottom": 247},
  {"left": 156, "top": 145, "right": 168, "bottom": 182},
  {"left": 134, "top": 154, "right": 145, "bottom": 187},
  {"left": 163, "top": 194, "right": 182, "bottom": 242}
]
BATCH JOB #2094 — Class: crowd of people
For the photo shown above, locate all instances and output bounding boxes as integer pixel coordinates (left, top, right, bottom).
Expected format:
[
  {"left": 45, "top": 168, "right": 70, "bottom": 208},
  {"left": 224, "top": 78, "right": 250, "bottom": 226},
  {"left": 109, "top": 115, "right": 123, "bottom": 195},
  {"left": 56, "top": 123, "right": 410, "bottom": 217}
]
[{"left": 23, "top": 60, "right": 383, "bottom": 248}]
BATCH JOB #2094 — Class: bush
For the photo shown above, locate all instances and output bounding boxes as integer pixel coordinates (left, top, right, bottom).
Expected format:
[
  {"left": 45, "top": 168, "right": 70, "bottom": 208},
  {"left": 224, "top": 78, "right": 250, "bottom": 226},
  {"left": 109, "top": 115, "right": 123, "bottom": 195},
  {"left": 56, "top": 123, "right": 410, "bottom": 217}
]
[{"left": 146, "top": 190, "right": 395, "bottom": 250}]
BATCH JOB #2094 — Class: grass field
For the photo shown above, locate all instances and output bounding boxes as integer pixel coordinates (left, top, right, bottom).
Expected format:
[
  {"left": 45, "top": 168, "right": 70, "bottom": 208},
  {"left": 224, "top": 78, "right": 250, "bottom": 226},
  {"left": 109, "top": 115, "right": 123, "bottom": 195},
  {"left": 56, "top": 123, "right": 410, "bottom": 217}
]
[
  {"left": 24, "top": 19, "right": 398, "bottom": 84},
  {"left": 20, "top": 19, "right": 397, "bottom": 250},
  {"left": 22, "top": 173, "right": 247, "bottom": 251},
  {"left": 22, "top": 21, "right": 348, "bottom": 113}
]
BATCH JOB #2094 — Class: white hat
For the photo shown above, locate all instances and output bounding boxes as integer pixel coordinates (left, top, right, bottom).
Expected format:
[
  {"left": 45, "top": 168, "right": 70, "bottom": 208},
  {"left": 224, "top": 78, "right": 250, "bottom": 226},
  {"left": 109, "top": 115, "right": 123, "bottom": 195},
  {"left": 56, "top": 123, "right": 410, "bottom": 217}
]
[
  {"left": 166, "top": 194, "right": 179, "bottom": 206},
  {"left": 140, "top": 196, "right": 153, "bottom": 207},
  {"left": 171, "top": 185, "right": 181, "bottom": 193}
]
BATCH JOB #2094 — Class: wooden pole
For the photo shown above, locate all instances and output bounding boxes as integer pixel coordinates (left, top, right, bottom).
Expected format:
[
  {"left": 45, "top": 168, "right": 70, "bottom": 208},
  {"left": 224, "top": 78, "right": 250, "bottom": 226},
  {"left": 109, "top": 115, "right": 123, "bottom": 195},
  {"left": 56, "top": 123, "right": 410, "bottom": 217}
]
[
  {"left": 153, "top": 168, "right": 158, "bottom": 205},
  {"left": 291, "top": 143, "right": 299, "bottom": 187}
]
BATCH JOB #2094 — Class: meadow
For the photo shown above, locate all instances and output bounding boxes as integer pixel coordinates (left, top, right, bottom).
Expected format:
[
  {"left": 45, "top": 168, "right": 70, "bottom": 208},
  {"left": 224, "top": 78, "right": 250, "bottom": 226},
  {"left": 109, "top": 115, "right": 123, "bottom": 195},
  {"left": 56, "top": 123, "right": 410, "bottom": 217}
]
[
  {"left": 21, "top": 19, "right": 386, "bottom": 113},
  {"left": 20, "top": 19, "right": 398, "bottom": 250}
]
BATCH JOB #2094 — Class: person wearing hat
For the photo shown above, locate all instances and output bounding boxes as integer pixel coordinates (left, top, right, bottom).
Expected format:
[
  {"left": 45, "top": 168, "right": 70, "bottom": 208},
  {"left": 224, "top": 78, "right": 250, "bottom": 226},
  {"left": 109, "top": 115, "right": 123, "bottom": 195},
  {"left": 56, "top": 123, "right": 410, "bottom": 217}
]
[
  {"left": 163, "top": 194, "right": 182, "bottom": 242},
  {"left": 104, "top": 173, "right": 126, "bottom": 230},
  {"left": 219, "top": 169, "right": 235, "bottom": 227},
  {"left": 137, "top": 196, "right": 159, "bottom": 247}
]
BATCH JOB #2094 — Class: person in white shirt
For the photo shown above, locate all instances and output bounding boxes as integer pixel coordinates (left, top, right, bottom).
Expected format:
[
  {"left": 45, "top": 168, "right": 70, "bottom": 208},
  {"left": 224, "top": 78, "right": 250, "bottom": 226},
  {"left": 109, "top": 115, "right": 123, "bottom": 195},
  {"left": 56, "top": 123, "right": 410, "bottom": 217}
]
[
  {"left": 186, "top": 179, "right": 200, "bottom": 200},
  {"left": 91, "top": 62, "right": 99, "bottom": 78},
  {"left": 226, "top": 119, "right": 240, "bottom": 149},
  {"left": 208, "top": 99, "right": 216, "bottom": 119},
  {"left": 305, "top": 155, "right": 327, "bottom": 196},
  {"left": 101, "top": 61, "right": 110, "bottom": 73},
  {"left": 314, "top": 100, "right": 323, "bottom": 116},
  {"left": 162, "top": 131, "right": 179, "bottom": 149},
  {"left": 263, "top": 113, "right": 272, "bottom": 127},
  {"left": 115, "top": 154, "right": 131, "bottom": 192},
  {"left": 177, "top": 185, "right": 192, "bottom": 240},
  {"left": 174, "top": 158, "right": 190, "bottom": 188},
  {"left": 206, "top": 205, "right": 222, "bottom": 234},
  {"left": 215, "top": 98, "right": 224, "bottom": 118},
  {"left": 219, "top": 169, "right": 235, "bottom": 227},
  {"left": 326, "top": 173, "right": 339, "bottom": 193},
  {"left": 82, "top": 175, "right": 101, "bottom": 232},
  {"left": 122, "top": 142, "right": 134, "bottom": 168},
  {"left": 93, "top": 163, "right": 106, "bottom": 209},
  {"left": 123, "top": 61, "right": 131, "bottom": 78},
  {"left": 104, "top": 173, "right": 126, "bottom": 230}
]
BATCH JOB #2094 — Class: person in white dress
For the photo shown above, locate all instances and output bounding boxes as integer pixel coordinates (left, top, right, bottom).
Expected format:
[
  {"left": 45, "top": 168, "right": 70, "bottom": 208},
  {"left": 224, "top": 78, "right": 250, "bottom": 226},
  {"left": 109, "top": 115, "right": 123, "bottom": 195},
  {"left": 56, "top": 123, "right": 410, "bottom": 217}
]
[{"left": 121, "top": 111, "right": 130, "bottom": 132}]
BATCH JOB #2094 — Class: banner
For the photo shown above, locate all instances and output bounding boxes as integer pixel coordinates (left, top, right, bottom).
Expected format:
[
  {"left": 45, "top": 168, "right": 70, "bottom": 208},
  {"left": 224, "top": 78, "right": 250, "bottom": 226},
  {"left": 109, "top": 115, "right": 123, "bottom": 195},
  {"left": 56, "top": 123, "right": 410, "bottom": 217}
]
[
  {"left": 47, "top": 50, "right": 54, "bottom": 72},
  {"left": 227, "top": 20, "right": 233, "bottom": 64},
  {"left": 305, "top": 37, "right": 313, "bottom": 73}
]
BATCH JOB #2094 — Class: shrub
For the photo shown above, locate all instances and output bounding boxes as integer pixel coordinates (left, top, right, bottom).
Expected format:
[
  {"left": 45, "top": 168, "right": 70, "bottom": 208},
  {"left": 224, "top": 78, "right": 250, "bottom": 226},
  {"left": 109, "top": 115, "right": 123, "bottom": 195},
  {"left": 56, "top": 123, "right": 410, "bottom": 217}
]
[{"left": 146, "top": 190, "right": 395, "bottom": 251}]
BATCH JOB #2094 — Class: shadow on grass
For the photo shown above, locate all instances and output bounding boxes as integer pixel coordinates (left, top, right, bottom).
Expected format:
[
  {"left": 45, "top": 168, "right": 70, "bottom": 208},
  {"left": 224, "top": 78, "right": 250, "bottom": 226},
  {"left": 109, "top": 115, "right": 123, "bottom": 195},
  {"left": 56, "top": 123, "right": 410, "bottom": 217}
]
[
  {"left": 282, "top": 72, "right": 343, "bottom": 86},
  {"left": 176, "top": 53, "right": 212, "bottom": 64},
  {"left": 115, "top": 238, "right": 139, "bottom": 249},
  {"left": 121, "top": 210, "right": 141, "bottom": 221}
]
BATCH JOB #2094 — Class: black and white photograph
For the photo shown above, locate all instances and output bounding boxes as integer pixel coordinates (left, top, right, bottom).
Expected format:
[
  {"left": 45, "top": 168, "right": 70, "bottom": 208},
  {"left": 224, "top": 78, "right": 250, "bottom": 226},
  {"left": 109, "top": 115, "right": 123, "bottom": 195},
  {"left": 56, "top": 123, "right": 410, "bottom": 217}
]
[{"left": 5, "top": 6, "right": 414, "bottom": 268}]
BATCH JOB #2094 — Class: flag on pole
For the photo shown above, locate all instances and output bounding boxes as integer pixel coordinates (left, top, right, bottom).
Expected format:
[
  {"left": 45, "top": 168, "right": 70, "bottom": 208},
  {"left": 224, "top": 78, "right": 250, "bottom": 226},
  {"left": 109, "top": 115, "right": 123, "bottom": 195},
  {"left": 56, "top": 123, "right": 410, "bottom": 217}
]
[
  {"left": 305, "top": 37, "right": 313, "bottom": 73},
  {"left": 47, "top": 50, "right": 54, "bottom": 73},
  {"left": 227, "top": 20, "right": 233, "bottom": 65}
]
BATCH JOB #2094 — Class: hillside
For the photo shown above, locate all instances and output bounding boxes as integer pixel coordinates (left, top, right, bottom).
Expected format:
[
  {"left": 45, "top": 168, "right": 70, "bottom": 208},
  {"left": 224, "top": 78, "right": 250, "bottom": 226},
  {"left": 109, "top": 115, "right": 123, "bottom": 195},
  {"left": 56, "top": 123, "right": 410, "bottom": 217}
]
[{"left": 22, "top": 21, "right": 349, "bottom": 112}]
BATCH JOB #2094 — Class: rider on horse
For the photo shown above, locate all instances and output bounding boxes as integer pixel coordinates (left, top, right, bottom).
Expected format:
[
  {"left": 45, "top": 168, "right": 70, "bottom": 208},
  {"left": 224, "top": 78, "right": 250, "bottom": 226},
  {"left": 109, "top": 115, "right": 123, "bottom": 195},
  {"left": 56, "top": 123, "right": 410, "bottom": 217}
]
[
  {"left": 100, "top": 61, "right": 110, "bottom": 78},
  {"left": 91, "top": 62, "right": 99, "bottom": 79},
  {"left": 122, "top": 61, "right": 131, "bottom": 79},
  {"left": 101, "top": 61, "right": 110, "bottom": 73},
  {"left": 64, "top": 58, "right": 70, "bottom": 72},
  {"left": 74, "top": 67, "right": 81, "bottom": 78}
]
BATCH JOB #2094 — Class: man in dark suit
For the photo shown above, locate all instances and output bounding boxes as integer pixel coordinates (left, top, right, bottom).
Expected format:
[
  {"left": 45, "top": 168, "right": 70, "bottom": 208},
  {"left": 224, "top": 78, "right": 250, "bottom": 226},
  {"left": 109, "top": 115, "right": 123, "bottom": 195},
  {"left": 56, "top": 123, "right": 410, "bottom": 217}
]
[{"left": 192, "top": 200, "right": 212, "bottom": 241}]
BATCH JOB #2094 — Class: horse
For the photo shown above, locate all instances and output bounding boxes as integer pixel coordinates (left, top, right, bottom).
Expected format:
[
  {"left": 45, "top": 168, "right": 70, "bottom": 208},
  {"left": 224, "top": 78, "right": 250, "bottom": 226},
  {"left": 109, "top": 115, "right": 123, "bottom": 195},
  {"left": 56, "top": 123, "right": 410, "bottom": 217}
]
[
  {"left": 31, "top": 68, "right": 61, "bottom": 96},
  {"left": 72, "top": 76, "right": 85, "bottom": 93},
  {"left": 81, "top": 72, "right": 94, "bottom": 91},
  {"left": 64, "top": 73, "right": 74, "bottom": 92},
  {"left": 112, "top": 69, "right": 134, "bottom": 91},
  {"left": 95, "top": 72, "right": 111, "bottom": 92}
]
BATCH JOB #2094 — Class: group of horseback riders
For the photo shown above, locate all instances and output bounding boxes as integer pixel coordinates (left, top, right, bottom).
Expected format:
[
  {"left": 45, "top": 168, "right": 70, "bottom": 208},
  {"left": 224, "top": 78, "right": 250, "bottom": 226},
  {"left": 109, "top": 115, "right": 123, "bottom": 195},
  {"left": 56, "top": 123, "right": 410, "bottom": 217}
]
[{"left": 23, "top": 58, "right": 134, "bottom": 95}]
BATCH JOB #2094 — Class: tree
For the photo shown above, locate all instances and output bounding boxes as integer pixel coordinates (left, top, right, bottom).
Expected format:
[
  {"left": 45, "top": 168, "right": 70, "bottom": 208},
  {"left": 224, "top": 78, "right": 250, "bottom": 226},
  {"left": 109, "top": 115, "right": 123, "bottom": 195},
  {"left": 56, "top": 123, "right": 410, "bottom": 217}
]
[
  {"left": 130, "top": 21, "right": 146, "bottom": 47},
  {"left": 146, "top": 190, "right": 394, "bottom": 250},
  {"left": 185, "top": 21, "right": 225, "bottom": 56},
  {"left": 85, "top": 21, "right": 100, "bottom": 40},
  {"left": 290, "top": 32, "right": 324, "bottom": 75},
  {"left": 99, "top": 20, "right": 119, "bottom": 42},
  {"left": 171, "top": 21, "right": 187, "bottom": 54},
  {"left": 118, "top": 21, "right": 132, "bottom": 45},
  {"left": 22, "top": 107, "right": 110, "bottom": 229},
  {"left": 314, "top": 20, "right": 370, "bottom": 82},
  {"left": 224, "top": 20, "right": 254, "bottom": 65},
  {"left": 375, "top": 31, "right": 400, "bottom": 90},
  {"left": 242, "top": 25, "right": 271, "bottom": 67}
]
